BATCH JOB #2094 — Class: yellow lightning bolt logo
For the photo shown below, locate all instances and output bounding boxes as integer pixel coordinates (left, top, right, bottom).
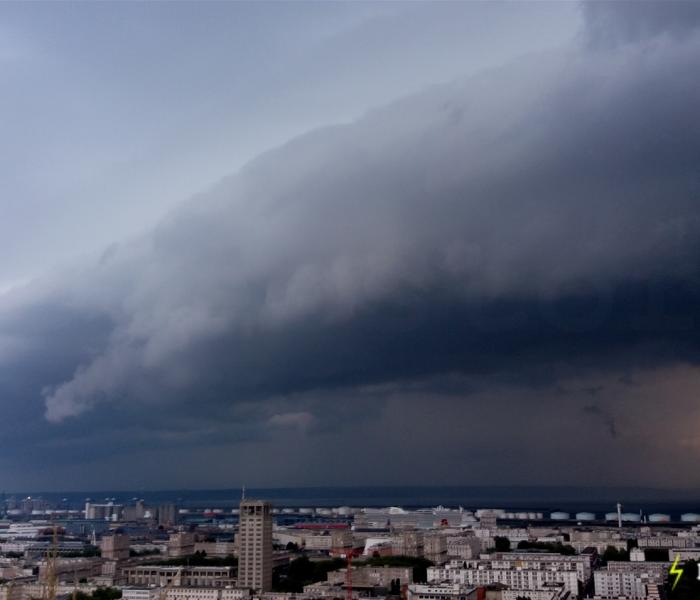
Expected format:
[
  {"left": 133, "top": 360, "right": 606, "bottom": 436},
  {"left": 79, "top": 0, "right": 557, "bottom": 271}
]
[{"left": 670, "top": 554, "right": 684, "bottom": 591}]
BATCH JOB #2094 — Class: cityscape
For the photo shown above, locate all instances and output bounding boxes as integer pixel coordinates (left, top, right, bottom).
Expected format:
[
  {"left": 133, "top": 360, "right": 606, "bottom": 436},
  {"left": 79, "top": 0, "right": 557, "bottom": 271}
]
[
  {"left": 2, "top": 3, "right": 700, "bottom": 600},
  {"left": 0, "top": 492, "right": 698, "bottom": 600}
]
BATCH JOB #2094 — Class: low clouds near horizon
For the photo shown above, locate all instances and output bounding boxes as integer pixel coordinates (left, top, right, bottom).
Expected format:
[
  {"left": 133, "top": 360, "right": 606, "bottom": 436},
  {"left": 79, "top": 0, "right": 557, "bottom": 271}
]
[{"left": 1, "top": 2, "right": 700, "bottom": 491}]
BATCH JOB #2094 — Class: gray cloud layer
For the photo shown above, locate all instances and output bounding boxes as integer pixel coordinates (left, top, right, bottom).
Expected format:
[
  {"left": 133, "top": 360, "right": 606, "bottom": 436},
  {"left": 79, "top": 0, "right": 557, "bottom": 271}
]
[{"left": 1, "top": 2, "right": 700, "bottom": 489}]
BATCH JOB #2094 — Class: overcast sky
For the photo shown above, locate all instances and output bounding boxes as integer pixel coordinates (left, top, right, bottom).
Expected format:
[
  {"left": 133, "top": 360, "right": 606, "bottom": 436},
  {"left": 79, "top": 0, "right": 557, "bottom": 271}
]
[{"left": 1, "top": 1, "right": 700, "bottom": 492}]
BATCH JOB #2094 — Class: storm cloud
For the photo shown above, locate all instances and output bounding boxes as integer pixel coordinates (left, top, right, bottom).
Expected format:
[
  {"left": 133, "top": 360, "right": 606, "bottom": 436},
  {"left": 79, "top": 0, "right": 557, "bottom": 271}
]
[{"left": 1, "top": 1, "right": 700, "bottom": 489}]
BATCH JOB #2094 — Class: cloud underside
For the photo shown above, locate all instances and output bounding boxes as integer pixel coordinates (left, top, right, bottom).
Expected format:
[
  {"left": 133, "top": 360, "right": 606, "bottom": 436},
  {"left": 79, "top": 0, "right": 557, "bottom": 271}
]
[{"left": 1, "top": 3, "right": 700, "bottom": 486}]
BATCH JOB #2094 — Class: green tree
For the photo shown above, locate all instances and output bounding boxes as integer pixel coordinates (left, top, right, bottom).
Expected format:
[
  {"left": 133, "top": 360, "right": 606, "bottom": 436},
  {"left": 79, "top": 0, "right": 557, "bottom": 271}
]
[
  {"left": 364, "top": 556, "right": 433, "bottom": 583},
  {"left": 645, "top": 549, "right": 668, "bottom": 562},
  {"left": 494, "top": 537, "right": 511, "bottom": 552},
  {"left": 601, "top": 546, "right": 629, "bottom": 564},
  {"left": 517, "top": 541, "right": 575, "bottom": 555},
  {"left": 73, "top": 588, "right": 122, "bottom": 600},
  {"left": 273, "top": 556, "right": 346, "bottom": 593}
]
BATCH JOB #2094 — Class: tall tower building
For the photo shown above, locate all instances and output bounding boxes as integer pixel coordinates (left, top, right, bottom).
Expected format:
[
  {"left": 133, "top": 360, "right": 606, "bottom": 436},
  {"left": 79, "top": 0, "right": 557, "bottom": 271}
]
[
  {"left": 238, "top": 499, "right": 273, "bottom": 592},
  {"left": 100, "top": 532, "right": 130, "bottom": 561}
]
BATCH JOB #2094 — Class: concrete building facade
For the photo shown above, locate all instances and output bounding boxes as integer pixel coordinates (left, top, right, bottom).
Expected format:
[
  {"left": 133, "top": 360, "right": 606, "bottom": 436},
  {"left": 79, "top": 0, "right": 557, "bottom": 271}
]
[
  {"left": 122, "top": 566, "right": 235, "bottom": 588},
  {"left": 101, "top": 533, "right": 130, "bottom": 561},
  {"left": 238, "top": 500, "right": 273, "bottom": 593}
]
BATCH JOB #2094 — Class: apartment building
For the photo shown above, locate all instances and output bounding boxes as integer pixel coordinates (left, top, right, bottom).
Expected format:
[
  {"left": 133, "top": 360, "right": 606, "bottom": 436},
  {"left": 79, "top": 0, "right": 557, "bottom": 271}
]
[
  {"left": 122, "top": 566, "right": 236, "bottom": 588},
  {"left": 424, "top": 534, "right": 447, "bottom": 564},
  {"left": 327, "top": 566, "right": 413, "bottom": 587},
  {"left": 168, "top": 532, "right": 196, "bottom": 558},
  {"left": 446, "top": 537, "right": 482, "bottom": 560},
  {"left": 101, "top": 532, "right": 130, "bottom": 561},
  {"left": 122, "top": 588, "right": 250, "bottom": 600},
  {"left": 488, "top": 552, "right": 593, "bottom": 582},
  {"left": 393, "top": 531, "right": 424, "bottom": 557},
  {"left": 428, "top": 563, "right": 580, "bottom": 595},
  {"left": 593, "top": 562, "right": 669, "bottom": 600},
  {"left": 408, "top": 583, "right": 477, "bottom": 600}
]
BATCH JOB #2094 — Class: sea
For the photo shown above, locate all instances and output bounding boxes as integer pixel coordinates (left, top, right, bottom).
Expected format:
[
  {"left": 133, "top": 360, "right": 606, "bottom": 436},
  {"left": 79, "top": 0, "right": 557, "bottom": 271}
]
[{"left": 9, "top": 486, "right": 700, "bottom": 519}]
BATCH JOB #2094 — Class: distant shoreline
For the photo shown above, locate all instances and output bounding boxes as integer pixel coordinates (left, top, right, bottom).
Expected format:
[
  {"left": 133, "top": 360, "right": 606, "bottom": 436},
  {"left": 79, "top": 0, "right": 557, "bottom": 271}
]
[{"left": 5, "top": 485, "right": 700, "bottom": 515}]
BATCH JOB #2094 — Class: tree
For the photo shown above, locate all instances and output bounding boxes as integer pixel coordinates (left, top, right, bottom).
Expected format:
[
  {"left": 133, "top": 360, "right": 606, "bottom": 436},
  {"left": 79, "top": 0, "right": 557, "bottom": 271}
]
[
  {"left": 494, "top": 537, "right": 511, "bottom": 552},
  {"left": 601, "top": 546, "right": 629, "bottom": 564},
  {"left": 73, "top": 588, "right": 122, "bottom": 600},
  {"left": 273, "top": 556, "right": 346, "bottom": 593},
  {"left": 517, "top": 541, "right": 575, "bottom": 555},
  {"left": 645, "top": 549, "right": 668, "bottom": 562},
  {"left": 91, "top": 588, "right": 122, "bottom": 600}
]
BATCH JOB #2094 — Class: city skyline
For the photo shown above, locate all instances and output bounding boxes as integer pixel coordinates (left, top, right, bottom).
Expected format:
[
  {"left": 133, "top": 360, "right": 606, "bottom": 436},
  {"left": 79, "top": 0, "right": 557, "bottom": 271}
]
[{"left": 1, "top": 1, "right": 700, "bottom": 490}]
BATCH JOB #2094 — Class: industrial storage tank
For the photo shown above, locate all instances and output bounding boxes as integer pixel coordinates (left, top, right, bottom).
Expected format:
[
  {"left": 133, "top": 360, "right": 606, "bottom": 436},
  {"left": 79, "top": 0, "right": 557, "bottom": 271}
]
[
  {"left": 528, "top": 512, "right": 538, "bottom": 520},
  {"left": 282, "top": 508, "right": 295, "bottom": 514},
  {"left": 299, "top": 508, "right": 313, "bottom": 514},
  {"left": 475, "top": 509, "right": 505, "bottom": 518},
  {"left": 336, "top": 506, "right": 354, "bottom": 516},
  {"left": 682, "top": 513, "right": 700, "bottom": 522},
  {"left": 605, "top": 512, "right": 619, "bottom": 521},
  {"left": 649, "top": 513, "right": 671, "bottom": 523},
  {"left": 550, "top": 511, "right": 570, "bottom": 520},
  {"left": 576, "top": 512, "right": 596, "bottom": 521},
  {"left": 622, "top": 512, "right": 641, "bottom": 522}
]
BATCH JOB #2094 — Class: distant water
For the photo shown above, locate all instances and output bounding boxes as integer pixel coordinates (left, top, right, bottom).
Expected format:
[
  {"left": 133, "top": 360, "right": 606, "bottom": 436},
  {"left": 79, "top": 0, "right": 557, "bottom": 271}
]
[{"left": 9, "top": 486, "right": 700, "bottom": 518}]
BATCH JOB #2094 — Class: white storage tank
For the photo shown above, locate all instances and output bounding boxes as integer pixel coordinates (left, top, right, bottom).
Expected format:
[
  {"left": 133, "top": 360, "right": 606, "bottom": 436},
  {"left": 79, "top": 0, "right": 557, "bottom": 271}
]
[
  {"left": 649, "top": 513, "right": 671, "bottom": 523},
  {"left": 622, "top": 512, "right": 641, "bottom": 522},
  {"left": 299, "top": 508, "right": 313, "bottom": 514},
  {"left": 336, "top": 506, "right": 353, "bottom": 516},
  {"left": 282, "top": 508, "right": 294, "bottom": 514},
  {"left": 605, "top": 512, "right": 619, "bottom": 521},
  {"left": 475, "top": 509, "right": 505, "bottom": 518},
  {"left": 681, "top": 513, "right": 700, "bottom": 522},
  {"left": 550, "top": 511, "right": 570, "bottom": 520},
  {"left": 576, "top": 512, "right": 596, "bottom": 521}
]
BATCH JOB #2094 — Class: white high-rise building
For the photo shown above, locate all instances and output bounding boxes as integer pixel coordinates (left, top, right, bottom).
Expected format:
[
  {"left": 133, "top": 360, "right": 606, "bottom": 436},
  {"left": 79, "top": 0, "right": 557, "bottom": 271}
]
[{"left": 238, "top": 499, "right": 273, "bottom": 592}]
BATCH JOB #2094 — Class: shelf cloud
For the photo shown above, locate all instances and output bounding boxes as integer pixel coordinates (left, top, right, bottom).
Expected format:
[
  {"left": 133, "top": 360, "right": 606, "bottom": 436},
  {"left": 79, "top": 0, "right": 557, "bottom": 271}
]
[{"left": 1, "top": 1, "right": 700, "bottom": 488}]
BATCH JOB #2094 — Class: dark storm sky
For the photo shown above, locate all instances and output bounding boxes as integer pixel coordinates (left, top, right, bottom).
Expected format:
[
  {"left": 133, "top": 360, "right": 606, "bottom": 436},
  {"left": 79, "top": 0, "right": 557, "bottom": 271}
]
[{"left": 1, "top": 1, "right": 700, "bottom": 491}]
